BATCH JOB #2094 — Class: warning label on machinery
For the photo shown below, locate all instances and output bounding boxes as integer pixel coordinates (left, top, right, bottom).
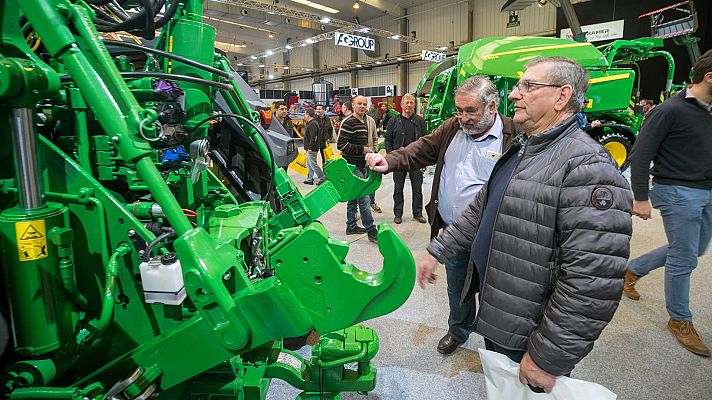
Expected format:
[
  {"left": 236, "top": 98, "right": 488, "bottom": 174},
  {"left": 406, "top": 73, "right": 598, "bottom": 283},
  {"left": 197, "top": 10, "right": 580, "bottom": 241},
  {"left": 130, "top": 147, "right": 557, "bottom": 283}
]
[{"left": 15, "top": 220, "right": 48, "bottom": 261}]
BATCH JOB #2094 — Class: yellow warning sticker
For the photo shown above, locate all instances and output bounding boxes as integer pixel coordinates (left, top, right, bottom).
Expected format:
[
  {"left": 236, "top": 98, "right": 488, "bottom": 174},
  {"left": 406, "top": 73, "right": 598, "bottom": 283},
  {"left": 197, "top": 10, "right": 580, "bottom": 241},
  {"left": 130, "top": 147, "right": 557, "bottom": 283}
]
[{"left": 15, "top": 220, "right": 48, "bottom": 261}]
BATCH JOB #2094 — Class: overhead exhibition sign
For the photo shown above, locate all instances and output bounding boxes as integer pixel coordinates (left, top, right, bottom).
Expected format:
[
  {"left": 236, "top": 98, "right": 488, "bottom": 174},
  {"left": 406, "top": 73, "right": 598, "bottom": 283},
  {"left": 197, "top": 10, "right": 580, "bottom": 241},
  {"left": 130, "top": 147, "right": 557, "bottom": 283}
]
[
  {"left": 560, "top": 20, "right": 625, "bottom": 42},
  {"left": 421, "top": 50, "right": 447, "bottom": 63},
  {"left": 334, "top": 32, "right": 376, "bottom": 52}
]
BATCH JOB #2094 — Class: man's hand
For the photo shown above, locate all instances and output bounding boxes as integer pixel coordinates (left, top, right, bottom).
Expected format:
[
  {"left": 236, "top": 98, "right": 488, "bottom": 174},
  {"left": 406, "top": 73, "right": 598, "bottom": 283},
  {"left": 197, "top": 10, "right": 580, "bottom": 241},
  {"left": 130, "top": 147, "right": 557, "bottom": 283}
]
[
  {"left": 362, "top": 146, "right": 371, "bottom": 155},
  {"left": 633, "top": 200, "right": 652, "bottom": 220},
  {"left": 519, "top": 352, "right": 556, "bottom": 393},
  {"left": 365, "top": 153, "right": 389, "bottom": 172},
  {"left": 416, "top": 254, "right": 439, "bottom": 289}
]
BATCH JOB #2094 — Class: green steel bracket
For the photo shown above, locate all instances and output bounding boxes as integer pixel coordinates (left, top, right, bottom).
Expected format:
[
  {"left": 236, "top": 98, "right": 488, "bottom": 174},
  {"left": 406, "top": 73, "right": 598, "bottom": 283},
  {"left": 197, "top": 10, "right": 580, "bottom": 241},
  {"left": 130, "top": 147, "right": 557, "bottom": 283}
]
[
  {"left": 323, "top": 158, "right": 381, "bottom": 202},
  {"left": 269, "top": 222, "right": 415, "bottom": 333}
]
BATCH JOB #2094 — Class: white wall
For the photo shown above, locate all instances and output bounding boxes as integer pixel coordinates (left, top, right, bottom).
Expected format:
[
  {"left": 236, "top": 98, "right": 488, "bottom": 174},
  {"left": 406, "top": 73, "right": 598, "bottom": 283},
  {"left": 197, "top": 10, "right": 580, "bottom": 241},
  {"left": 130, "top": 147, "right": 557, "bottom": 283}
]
[{"left": 473, "top": 0, "right": 556, "bottom": 38}]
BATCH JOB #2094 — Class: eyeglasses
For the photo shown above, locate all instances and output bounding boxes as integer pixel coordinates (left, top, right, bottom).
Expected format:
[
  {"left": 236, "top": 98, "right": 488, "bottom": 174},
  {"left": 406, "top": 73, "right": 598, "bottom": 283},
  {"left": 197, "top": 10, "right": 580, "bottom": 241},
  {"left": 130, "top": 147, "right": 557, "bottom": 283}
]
[
  {"left": 453, "top": 110, "right": 479, "bottom": 118},
  {"left": 512, "top": 80, "right": 562, "bottom": 94}
]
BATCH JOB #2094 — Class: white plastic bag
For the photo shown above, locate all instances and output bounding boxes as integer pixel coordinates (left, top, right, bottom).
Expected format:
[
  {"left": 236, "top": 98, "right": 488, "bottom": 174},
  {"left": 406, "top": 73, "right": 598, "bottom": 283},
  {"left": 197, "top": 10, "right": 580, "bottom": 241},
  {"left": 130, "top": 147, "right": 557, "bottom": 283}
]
[{"left": 478, "top": 348, "right": 617, "bottom": 400}]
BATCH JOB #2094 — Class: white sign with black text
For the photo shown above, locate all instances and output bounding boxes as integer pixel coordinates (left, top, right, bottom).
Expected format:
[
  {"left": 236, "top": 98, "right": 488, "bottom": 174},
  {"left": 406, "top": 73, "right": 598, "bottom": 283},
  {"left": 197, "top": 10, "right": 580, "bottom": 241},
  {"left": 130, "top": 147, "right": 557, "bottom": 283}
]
[
  {"left": 421, "top": 50, "right": 447, "bottom": 63},
  {"left": 350, "top": 88, "right": 359, "bottom": 97},
  {"left": 335, "top": 32, "right": 376, "bottom": 51},
  {"left": 560, "top": 20, "right": 625, "bottom": 43}
]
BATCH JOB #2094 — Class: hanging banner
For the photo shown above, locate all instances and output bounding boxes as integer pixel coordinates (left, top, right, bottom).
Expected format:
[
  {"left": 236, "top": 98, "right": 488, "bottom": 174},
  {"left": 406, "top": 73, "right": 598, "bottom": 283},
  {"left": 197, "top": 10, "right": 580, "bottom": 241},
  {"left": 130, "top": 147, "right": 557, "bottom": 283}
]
[
  {"left": 421, "top": 50, "right": 446, "bottom": 63},
  {"left": 335, "top": 32, "right": 376, "bottom": 51},
  {"left": 560, "top": 20, "right": 625, "bottom": 42}
]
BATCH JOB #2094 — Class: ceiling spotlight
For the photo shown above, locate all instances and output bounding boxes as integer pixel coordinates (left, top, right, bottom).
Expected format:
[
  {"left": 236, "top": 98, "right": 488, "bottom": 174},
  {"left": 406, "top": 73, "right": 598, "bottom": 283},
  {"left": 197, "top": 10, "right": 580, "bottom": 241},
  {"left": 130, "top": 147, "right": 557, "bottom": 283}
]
[
  {"left": 236, "top": 63, "right": 243, "bottom": 66},
  {"left": 251, "top": 56, "right": 257, "bottom": 60},
  {"left": 337, "top": 67, "right": 343, "bottom": 70},
  {"left": 306, "top": 68, "right": 312, "bottom": 71},
  {"left": 305, "top": 38, "right": 316, "bottom": 44},
  {"left": 375, "top": 61, "right": 383, "bottom": 64},
  {"left": 301, "top": 43, "right": 307, "bottom": 46},
  {"left": 353, "top": 1, "right": 360, "bottom": 9},
  {"left": 319, "top": 17, "right": 331, "bottom": 23},
  {"left": 283, "top": 66, "right": 289, "bottom": 70},
  {"left": 268, "top": 74, "right": 274, "bottom": 79},
  {"left": 437, "top": 46, "right": 448, "bottom": 51},
  {"left": 357, "top": 27, "right": 370, "bottom": 33},
  {"left": 390, "top": 35, "right": 400, "bottom": 40},
  {"left": 537, "top": 0, "right": 547, "bottom": 7},
  {"left": 356, "top": 64, "right": 362, "bottom": 67},
  {"left": 285, "top": 45, "right": 293, "bottom": 50},
  {"left": 396, "top": 57, "right": 404, "bottom": 61},
  {"left": 266, "top": 50, "right": 274, "bottom": 55},
  {"left": 269, "top": 33, "right": 275, "bottom": 38},
  {"left": 259, "top": 64, "right": 265, "bottom": 68}
]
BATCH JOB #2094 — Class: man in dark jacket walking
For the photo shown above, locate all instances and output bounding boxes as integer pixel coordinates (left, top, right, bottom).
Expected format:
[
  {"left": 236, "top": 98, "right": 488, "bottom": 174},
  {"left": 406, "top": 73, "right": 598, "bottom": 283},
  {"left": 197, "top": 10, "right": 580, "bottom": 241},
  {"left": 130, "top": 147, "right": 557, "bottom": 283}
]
[
  {"left": 384, "top": 93, "right": 427, "bottom": 224},
  {"left": 302, "top": 108, "right": 324, "bottom": 185},
  {"left": 419, "top": 57, "right": 632, "bottom": 392},
  {"left": 315, "top": 105, "right": 332, "bottom": 164},
  {"left": 367, "top": 76, "right": 516, "bottom": 355},
  {"left": 625, "top": 50, "right": 712, "bottom": 357}
]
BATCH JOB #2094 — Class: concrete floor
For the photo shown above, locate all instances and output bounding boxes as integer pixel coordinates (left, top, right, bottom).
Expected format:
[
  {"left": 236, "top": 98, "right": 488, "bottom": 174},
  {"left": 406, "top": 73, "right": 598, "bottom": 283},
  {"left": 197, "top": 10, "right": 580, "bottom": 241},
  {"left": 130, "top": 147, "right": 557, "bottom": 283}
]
[{"left": 267, "top": 164, "right": 712, "bottom": 400}]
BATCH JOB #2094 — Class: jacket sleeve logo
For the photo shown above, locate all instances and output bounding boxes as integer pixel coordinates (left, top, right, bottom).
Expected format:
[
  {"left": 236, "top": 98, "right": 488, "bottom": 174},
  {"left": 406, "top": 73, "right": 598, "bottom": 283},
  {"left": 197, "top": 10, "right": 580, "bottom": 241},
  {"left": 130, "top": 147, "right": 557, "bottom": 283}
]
[{"left": 591, "top": 186, "right": 614, "bottom": 210}]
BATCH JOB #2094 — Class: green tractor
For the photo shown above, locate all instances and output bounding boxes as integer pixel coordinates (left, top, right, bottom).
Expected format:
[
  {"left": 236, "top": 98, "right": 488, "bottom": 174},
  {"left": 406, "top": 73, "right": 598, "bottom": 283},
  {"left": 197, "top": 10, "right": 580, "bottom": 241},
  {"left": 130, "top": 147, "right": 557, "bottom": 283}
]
[{"left": 417, "top": 35, "right": 679, "bottom": 171}]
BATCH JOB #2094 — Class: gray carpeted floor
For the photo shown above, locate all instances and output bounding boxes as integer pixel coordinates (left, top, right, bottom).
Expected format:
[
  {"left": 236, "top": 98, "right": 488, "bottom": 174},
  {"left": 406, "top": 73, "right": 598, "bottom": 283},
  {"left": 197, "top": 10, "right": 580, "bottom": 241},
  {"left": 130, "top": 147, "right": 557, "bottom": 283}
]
[{"left": 267, "top": 164, "right": 711, "bottom": 400}]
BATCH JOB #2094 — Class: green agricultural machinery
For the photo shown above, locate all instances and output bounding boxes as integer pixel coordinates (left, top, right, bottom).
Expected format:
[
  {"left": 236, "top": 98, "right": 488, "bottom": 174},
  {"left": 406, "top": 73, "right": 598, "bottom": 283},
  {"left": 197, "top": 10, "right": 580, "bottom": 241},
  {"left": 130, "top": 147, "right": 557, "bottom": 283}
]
[
  {"left": 0, "top": 1, "right": 415, "bottom": 399},
  {"left": 417, "top": 35, "right": 681, "bottom": 171}
]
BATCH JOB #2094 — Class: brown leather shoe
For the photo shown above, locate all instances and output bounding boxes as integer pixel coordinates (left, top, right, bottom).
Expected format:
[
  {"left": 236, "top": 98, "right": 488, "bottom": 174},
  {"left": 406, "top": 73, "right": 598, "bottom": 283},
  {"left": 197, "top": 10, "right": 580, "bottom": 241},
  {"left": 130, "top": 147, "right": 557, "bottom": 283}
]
[
  {"left": 623, "top": 269, "right": 641, "bottom": 300},
  {"left": 393, "top": 216, "right": 402, "bottom": 224},
  {"left": 437, "top": 334, "right": 461, "bottom": 355},
  {"left": 667, "top": 319, "right": 710, "bottom": 357},
  {"left": 414, "top": 215, "right": 427, "bottom": 223}
]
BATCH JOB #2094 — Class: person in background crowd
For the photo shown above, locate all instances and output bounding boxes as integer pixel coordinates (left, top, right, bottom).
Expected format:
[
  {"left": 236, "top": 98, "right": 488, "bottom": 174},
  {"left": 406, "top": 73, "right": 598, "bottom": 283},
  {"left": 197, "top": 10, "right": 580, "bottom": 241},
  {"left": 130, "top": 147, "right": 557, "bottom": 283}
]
[
  {"left": 384, "top": 93, "right": 427, "bottom": 224},
  {"left": 625, "top": 50, "right": 712, "bottom": 357},
  {"left": 378, "top": 102, "right": 392, "bottom": 131},
  {"left": 367, "top": 102, "right": 379, "bottom": 122},
  {"left": 315, "top": 105, "right": 333, "bottom": 164},
  {"left": 366, "top": 76, "right": 516, "bottom": 355},
  {"left": 337, "top": 95, "right": 379, "bottom": 244},
  {"left": 302, "top": 108, "right": 325, "bottom": 185},
  {"left": 272, "top": 101, "right": 294, "bottom": 137},
  {"left": 419, "top": 57, "right": 632, "bottom": 393},
  {"left": 639, "top": 99, "right": 656, "bottom": 123}
]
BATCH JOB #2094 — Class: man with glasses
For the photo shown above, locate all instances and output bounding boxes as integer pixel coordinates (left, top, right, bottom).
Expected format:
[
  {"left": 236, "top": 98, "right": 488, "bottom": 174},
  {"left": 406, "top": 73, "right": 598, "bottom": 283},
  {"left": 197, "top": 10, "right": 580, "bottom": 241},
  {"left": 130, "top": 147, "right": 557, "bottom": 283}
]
[
  {"left": 418, "top": 57, "right": 632, "bottom": 392},
  {"left": 366, "top": 76, "right": 517, "bottom": 354}
]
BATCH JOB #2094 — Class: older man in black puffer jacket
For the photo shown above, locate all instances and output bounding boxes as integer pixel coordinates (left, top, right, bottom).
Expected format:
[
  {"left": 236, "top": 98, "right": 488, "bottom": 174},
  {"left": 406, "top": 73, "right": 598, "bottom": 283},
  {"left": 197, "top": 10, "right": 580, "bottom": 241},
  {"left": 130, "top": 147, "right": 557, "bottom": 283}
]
[{"left": 419, "top": 57, "right": 632, "bottom": 393}]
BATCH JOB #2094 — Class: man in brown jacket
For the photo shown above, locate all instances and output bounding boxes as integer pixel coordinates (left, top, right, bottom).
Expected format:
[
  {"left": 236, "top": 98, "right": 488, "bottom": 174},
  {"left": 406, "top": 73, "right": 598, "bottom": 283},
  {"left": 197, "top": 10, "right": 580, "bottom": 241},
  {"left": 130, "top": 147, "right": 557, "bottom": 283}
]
[{"left": 366, "top": 76, "right": 517, "bottom": 355}]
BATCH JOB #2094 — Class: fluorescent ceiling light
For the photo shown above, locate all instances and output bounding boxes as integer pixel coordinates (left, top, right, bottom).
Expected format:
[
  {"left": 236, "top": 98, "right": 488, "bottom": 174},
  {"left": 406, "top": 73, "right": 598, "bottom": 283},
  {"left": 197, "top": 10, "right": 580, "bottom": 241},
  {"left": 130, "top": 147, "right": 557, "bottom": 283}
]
[
  {"left": 259, "top": 64, "right": 265, "bottom": 68},
  {"left": 283, "top": 66, "right": 289, "bottom": 70},
  {"left": 285, "top": 44, "right": 294, "bottom": 50},
  {"left": 301, "top": 43, "right": 307, "bottom": 46},
  {"left": 251, "top": 56, "right": 257, "bottom": 60},
  {"left": 337, "top": 67, "right": 343, "bottom": 70},
  {"left": 306, "top": 68, "right": 312, "bottom": 71},
  {"left": 291, "top": 0, "right": 339, "bottom": 14},
  {"left": 396, "top": 57, "right": 403, "bottom": 61},
  {"left": 375, "top": 61, "right": 383, "bottom": 64},
  {"left": 390, "top": 35, "right": 400, "bottom": 40},
  {"left": 437, "top": 46, "right": 448, "bottom": 50},
  {"left": 319, "top": 17, "right": 331, "bottom": 23},
  {"left": 236, "top": 63, "right": 243, "bottom": 66},
  {"left": 203, "top": 16, "right": 271, "bottom": 33},
  {"left": 356, "top": 64, "right": 362, "bottom": 67},
  {"left": 268, "top": 74, "right": 274, "bottom": 79},
  {"left": 266, "top": 50, "right": 274, "bottom": 55}
]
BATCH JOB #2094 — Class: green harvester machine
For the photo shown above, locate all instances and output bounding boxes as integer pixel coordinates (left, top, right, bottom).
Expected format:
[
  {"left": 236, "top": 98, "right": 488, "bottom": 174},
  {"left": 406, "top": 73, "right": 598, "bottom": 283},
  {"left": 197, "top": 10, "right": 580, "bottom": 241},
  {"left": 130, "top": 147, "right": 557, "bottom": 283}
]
[
  {"left": 417, "top": 35, "right": 682, "bottom": 171},
  {"left": 0, "top": 1, "right": 415, "bottom": 399}
]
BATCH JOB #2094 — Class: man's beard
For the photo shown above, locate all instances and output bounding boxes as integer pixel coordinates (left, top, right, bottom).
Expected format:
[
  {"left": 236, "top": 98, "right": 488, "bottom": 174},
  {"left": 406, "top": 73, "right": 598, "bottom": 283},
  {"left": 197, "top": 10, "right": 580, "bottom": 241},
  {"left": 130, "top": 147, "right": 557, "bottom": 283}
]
[{"left": 462, "top": 109, "right": 495, "bottom": 137}]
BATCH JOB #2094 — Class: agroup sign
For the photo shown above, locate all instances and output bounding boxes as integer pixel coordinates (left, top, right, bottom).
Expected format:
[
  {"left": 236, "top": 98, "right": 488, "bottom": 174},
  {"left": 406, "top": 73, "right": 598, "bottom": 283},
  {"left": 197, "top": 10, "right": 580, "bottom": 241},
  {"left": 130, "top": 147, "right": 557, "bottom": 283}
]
[
  {"left": 421, "top": 50, "right": 446, "bottom": 63},
  {"left": 335, "top": 32, "right": 376, "bottom": 52},
  {"left": 560, "top": 20, "right": 624, "bottom": 43}
]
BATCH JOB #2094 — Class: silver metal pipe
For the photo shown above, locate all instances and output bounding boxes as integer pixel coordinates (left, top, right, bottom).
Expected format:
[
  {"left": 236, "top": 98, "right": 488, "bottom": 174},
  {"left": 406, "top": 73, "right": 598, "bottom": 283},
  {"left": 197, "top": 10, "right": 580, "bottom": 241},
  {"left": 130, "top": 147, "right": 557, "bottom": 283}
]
[{"left": 10, "top": 108, "right": 45, "bottom": 210}]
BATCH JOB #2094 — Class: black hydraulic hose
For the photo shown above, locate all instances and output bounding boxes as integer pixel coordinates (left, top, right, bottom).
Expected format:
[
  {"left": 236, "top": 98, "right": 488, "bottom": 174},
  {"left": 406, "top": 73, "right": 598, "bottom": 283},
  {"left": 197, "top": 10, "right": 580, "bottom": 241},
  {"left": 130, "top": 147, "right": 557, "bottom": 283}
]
[
  {"left": 141, "top": 228, "right": 175, "bottom": 262},
  {"left": 141, "top": 0, "right": 155, "bottom": 40},
  {"left": 154, "top": 0, "right": 179, "bottom": 29},
  {"left": 118, "top": 72, "right": 234, "bottom": 91},
  {"left": 86, "top": 0, "right": 114, "bottom": 5},
  {"left": 102, "top": 40, "right": 232, "bottom": 79}
]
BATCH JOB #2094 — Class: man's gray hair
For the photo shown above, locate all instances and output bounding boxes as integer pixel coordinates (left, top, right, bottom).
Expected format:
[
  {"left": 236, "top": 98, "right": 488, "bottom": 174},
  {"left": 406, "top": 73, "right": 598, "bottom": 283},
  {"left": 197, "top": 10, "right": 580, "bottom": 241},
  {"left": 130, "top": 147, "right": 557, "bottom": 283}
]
[
  {"left": 526, "top": 57, "right": 589, "bottom": 111},
  {"left": 454, "top": 75, "right": 499, "bottom": 108}
]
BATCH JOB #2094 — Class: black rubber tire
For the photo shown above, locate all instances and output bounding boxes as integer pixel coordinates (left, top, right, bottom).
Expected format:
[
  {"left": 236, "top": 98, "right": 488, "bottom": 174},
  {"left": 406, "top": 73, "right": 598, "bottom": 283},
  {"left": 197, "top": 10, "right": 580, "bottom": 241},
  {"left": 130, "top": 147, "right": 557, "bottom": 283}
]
[{"left": 598, "top": 133, "right": 632, "bottom": 172}]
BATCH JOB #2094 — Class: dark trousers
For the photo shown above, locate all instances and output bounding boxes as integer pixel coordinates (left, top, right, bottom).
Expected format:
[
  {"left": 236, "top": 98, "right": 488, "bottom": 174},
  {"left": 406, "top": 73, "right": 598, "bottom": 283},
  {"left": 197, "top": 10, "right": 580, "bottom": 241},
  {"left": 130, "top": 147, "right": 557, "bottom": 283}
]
[
  {"left": 392, "top": 169, "right": 423, "bottom": 217},
  {"left": 319, "top": 148, "right": 326, "bottom": 165}
]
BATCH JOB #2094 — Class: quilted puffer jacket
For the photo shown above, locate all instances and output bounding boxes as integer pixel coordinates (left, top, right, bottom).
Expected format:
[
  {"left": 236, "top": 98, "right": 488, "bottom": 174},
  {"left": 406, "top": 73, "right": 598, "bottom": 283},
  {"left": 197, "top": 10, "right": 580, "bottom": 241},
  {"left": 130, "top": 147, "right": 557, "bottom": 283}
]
[{"left": 427, "top": 115, "right": 632, "bottom": 376}]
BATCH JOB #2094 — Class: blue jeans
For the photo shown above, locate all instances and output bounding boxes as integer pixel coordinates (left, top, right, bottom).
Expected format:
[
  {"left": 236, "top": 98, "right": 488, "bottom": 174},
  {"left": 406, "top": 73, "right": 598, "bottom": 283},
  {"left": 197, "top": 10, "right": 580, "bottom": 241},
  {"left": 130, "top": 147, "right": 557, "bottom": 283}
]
[
  {"left": 346, "top": 166, "right": 375, "bottom": 231},
  {"left": 445, "top": 254, "right": 476, "bottom": 342},
  {"left": 306, "top": 150, "right": 324, "bottom": 182},
  {"left": 628, "top": 183, "right": 712, "bottom": 321}
]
